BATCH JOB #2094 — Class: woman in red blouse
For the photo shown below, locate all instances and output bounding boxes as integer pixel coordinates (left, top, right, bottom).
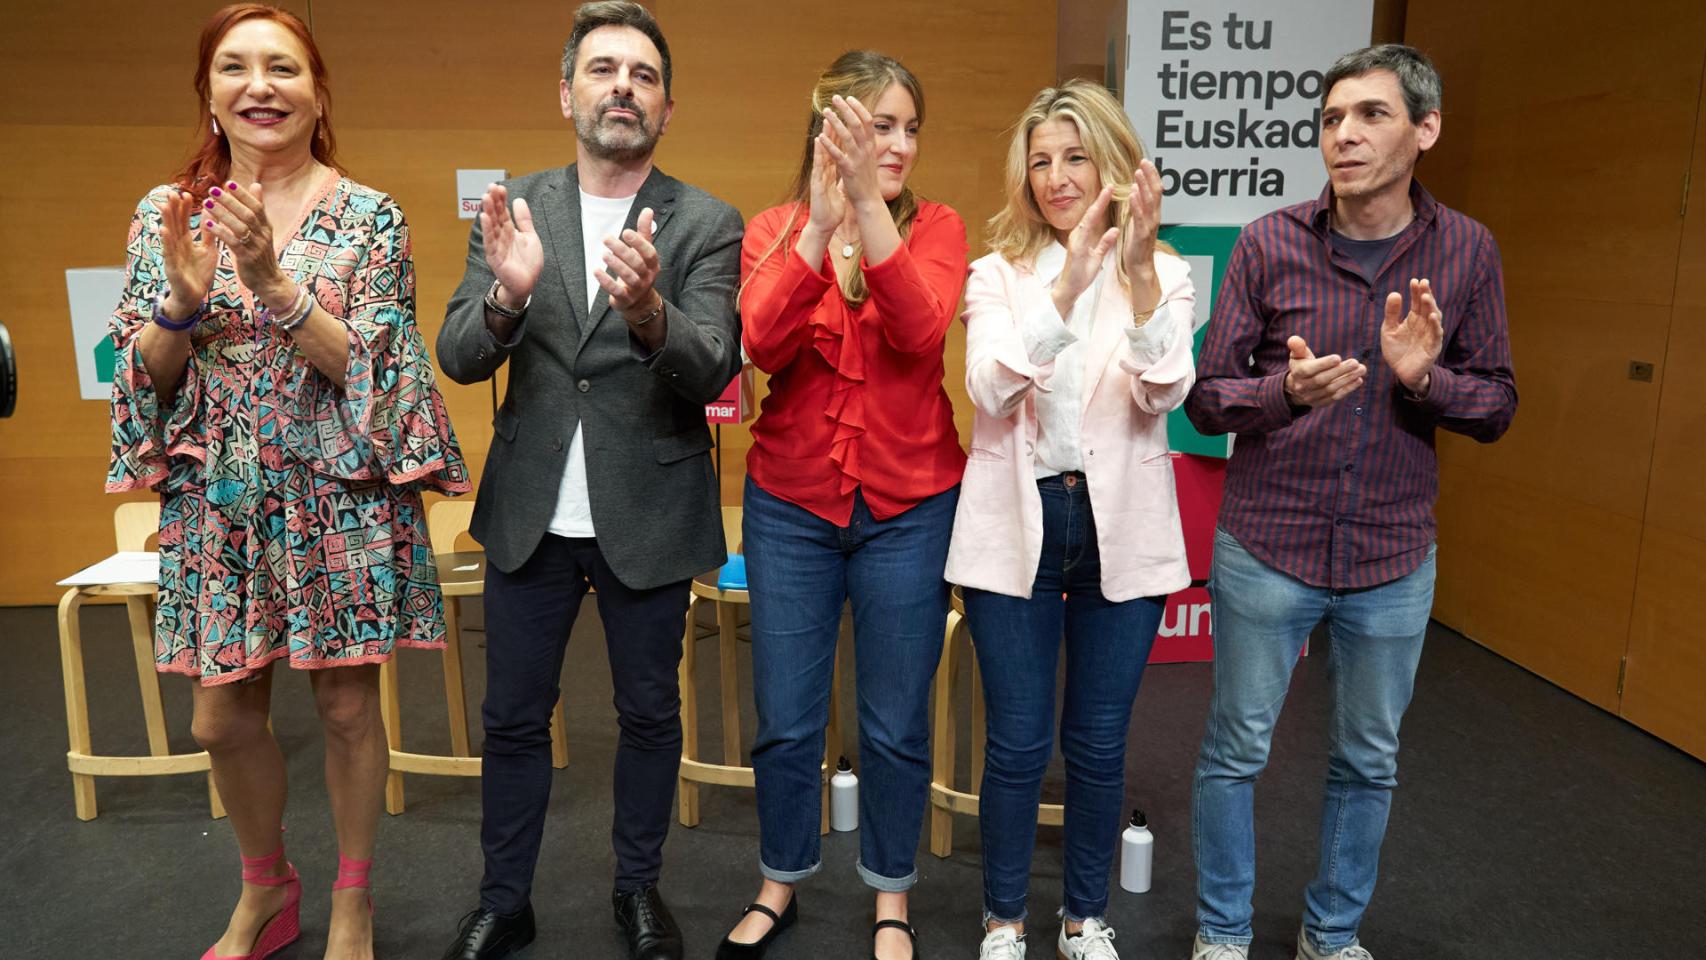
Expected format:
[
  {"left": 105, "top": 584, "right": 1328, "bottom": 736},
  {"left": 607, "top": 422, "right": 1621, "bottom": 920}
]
[{"left": 715, "top": 51, "right": 966, "bottom": 960}]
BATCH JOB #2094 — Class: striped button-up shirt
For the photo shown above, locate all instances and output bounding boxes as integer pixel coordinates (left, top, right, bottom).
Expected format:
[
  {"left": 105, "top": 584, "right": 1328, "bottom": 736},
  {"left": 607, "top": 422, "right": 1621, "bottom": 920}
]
[{"left": 1184, "top": 180, "right": 1517, "bottom": 589}]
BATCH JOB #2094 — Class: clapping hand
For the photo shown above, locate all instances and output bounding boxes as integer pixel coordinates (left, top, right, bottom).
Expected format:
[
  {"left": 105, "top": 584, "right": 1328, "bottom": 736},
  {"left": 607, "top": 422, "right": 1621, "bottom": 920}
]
[
  {"left": 595, "top": 207, "right": 662, "bottom": 318},
  {"left": 1284, "top": 336, "right": 1367, "bottom": 408},
  {"left": 156, "top": 190, "right": 218, "bottom": 321},
  {"left": 201, "top": 181, "right": 288, "bottom": 300},
  {"left": 817, "top": 95, "right": 882, "bottom": 209},
  {"left": 1121, "top": 159, "right": 1164, "bottom": 315},
  {"left": 480, "top": 183, "right": 544, "bottom": 308},
  {"left": 804, "top": 123, "right": 848, "bottom": 240},
  {"left": 1381, "top": 278, "right": 1444, "bottom": 394},
  {"left": 1050, "top": 185, "right": 1119, "bottom": 320}
]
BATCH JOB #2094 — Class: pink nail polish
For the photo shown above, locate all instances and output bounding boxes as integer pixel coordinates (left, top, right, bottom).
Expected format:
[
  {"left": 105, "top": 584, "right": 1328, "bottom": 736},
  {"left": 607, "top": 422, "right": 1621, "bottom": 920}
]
[
  {"left": 204, "top": 200, "right": 215, "bottom": 209},
  {"left": 210, "top": 187, "right": 221, "bottom": 196},
  {"left": 227, "top": 181, "right": 238, "bottom": 190}
]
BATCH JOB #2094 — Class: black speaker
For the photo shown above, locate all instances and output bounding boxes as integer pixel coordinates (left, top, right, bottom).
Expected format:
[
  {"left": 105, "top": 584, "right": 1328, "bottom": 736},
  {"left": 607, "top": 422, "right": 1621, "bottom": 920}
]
[{"left": 0, "top": 321, "right": 15, "bottom": 418}]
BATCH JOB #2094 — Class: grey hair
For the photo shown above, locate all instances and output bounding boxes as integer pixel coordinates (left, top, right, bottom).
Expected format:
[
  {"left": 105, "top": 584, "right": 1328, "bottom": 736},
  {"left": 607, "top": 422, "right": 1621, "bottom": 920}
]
[
  {"left": 1322, "top": 44, "right": 1441, "bottom": 123},
  {"left": 561, "top": 1, "right": 672, "bottom": 96}
]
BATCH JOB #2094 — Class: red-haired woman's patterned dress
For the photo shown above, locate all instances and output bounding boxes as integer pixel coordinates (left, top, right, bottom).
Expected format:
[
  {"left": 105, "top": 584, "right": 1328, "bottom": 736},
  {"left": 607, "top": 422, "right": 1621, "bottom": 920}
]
[{"left": 107, "top": 174, "right": 471, "bottom": 685}]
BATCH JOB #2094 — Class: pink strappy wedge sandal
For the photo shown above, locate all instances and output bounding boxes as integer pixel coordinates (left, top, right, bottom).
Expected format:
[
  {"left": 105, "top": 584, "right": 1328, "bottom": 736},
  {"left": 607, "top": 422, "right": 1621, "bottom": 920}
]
[{"left": 200, "top": 845, "right": 301, "bottom": 960}]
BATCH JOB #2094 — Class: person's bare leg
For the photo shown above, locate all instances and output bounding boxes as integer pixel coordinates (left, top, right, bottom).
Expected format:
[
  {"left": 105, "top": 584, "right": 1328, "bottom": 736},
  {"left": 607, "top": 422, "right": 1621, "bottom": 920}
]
[
  {"left": 191, "top": 666, "right": 290, "bottom": 957},
  {"left": 725, "top": 879, "right": 795, "bottom": 943},
  {"left": 311, "top": 664, "right": 385, "bottom": 960},
  {"left": 874, "top": 890, "right": 913, "bottom": 959}
]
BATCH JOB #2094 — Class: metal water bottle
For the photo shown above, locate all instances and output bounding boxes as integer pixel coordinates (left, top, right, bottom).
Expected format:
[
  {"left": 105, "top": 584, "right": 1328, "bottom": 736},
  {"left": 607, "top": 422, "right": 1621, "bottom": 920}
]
[
  {"left": 830, "top": 756, "right": 859, "bottom": 832},
  {"left": 1119, "top": 808, "right": 1153, "bottom": 893}
]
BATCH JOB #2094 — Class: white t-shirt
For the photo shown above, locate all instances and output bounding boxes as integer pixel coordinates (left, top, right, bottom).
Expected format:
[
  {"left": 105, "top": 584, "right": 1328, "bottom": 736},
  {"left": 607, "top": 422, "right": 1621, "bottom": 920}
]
[{"left": 546, "top": 189, "right": 638, "bottom": 538}]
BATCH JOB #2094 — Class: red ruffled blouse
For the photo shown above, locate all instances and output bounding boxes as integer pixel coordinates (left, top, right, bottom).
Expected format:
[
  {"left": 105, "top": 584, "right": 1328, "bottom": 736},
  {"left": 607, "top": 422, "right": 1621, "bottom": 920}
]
[{"left": 740, "top": 200, "right": 969, "bottom": 525}]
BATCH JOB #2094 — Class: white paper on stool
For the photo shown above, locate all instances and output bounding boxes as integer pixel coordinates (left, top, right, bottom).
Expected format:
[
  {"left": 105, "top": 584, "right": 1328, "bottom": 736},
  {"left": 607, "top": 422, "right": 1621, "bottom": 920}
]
[{"left": 58, "top": 551, "right": 160, "bottom": 586}]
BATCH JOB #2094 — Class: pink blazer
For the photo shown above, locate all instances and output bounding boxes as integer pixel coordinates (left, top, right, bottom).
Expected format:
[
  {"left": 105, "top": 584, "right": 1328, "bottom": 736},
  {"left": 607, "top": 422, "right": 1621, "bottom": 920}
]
[{"left": 944, "top": 248, "right": 1197, "bottom": 601}]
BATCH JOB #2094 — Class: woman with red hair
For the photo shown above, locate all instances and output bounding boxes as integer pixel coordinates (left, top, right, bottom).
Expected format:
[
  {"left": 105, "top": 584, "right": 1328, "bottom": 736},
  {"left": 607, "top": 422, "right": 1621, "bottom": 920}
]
[{"left": 104, "top": 5, "right": 468, "bottom": 958}]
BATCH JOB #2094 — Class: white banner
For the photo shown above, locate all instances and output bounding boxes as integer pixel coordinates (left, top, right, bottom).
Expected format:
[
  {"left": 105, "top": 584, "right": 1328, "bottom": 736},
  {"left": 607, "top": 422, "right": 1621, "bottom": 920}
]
[
  {"left": 1125, "top": 0, "right": 1373, "bottom": 225},
  {"left": 66, "top": 266, "right": 126, "bottom": 401}
]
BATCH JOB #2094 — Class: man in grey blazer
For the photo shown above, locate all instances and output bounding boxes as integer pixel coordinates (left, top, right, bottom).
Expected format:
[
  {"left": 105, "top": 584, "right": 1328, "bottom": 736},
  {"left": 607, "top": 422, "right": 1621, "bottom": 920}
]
[{"left": 435, "top": 4, "right": 742, "bottom": 959}]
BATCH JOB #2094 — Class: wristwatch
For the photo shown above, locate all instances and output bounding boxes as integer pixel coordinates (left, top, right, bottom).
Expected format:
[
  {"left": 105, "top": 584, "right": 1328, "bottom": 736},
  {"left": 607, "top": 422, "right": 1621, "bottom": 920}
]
[{"left": 485, "top": 279, "right": 530, "bottom": 319}]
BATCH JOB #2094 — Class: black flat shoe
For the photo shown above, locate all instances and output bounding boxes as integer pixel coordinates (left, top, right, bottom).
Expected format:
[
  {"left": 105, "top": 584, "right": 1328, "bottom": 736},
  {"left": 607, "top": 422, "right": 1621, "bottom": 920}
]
[
  {"left": 872, "top": 917, "right": 917, "bottom": 960},
  {"left": 441, "top": 904, "right": 537, "bottom": 960},
  {"left": 715, "top": 895, "right": 799, "bottom": 960},
  {"left": 614, "top": 885, "right": 685, "bottom": 960}
]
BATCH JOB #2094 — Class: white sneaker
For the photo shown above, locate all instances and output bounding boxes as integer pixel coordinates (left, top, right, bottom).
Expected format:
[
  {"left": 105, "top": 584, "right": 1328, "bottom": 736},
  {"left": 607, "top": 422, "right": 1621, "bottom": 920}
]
[
  {"left": 1058, "top": 917, "right": 1119, "bottom": 959},
  {"left": 1190, "top": 933, "right": 1250, "bottom": 959},
  {"left": 980, "top": 924, "right": 1027, "bottom": 960},
  {"left": 1296, "top": 928, "right": 1374, "bottom": 960}
]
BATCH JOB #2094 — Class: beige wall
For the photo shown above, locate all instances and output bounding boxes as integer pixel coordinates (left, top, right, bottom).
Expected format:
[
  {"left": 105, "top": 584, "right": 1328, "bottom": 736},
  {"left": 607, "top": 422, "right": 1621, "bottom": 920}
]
[{"left": 0, "top": 0, "right": 1057, "bottom": 606}]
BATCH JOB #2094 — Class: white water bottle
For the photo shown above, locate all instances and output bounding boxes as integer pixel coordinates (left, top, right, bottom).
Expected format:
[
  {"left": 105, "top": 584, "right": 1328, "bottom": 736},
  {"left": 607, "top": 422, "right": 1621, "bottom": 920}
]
[
  {"left": 830, "top": 756, "right": 859, "bottom": 832},
  {"left": 1119, "top": 808, "right": 1153, "bottom": 893}
]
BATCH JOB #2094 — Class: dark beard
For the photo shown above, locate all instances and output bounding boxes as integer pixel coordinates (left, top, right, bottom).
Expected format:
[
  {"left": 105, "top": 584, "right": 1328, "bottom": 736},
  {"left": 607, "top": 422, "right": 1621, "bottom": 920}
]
[{"left": 574, "top": 95, "right": 659, "bottom": 162}]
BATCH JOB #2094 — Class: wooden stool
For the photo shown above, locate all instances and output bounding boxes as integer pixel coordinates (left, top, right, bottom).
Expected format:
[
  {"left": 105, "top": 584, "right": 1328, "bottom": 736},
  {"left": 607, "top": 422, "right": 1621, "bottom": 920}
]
[
  {"left": 929, "top": 586, "right": 1063, "bottom": 857},
  {"left": 377, "top": 502, "right": 568, "bottom": 815},
  {"left": 677, "top": 508, "right": 844, "bottom": 835},
  {"left": 55, "top": 501, "right": 224, "bottom": 821}
]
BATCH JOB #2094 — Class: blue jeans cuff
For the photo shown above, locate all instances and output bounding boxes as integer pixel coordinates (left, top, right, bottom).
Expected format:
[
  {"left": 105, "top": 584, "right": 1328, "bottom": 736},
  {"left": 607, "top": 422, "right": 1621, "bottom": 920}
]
[
  {"left": 983, "top": 907, "right": 1028, "bottom": 926},
  {"left": 759, "top": 858, "right": 821, "bottom": 884},
  {"left": 1059, "top": 904, "right": 1104, "bottom": 924},
  {"left": 1197, "top": 930, "right": 1254, "bottom": 946},
  {"left": 857, "top": 860, "right": 917, "bottom": 892}
]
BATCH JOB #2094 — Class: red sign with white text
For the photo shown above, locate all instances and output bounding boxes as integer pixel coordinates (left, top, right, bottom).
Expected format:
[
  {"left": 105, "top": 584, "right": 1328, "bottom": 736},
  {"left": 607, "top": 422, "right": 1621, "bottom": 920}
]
[{"left": 1148, "top": 452, "right": 1226, "bottom": 663}]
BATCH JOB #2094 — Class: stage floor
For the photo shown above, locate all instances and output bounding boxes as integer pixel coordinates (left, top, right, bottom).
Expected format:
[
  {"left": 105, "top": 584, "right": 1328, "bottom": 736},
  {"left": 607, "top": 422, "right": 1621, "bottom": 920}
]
[{"left": 2, "top": 602, "right": 1701, "bottom": 959}]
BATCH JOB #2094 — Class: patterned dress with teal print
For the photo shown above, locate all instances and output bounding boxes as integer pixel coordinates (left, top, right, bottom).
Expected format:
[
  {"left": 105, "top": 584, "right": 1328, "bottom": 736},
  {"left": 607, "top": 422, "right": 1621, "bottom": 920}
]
[{"left": 107, "top": 174, "right": 471, "bottom": 685}]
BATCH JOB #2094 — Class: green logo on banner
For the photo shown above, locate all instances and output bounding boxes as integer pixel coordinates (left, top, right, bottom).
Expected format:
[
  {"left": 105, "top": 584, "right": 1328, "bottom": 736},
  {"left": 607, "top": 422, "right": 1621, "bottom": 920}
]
[
  {"left": 93, "top": 336, "right": 116, "bottom": 385},
  {"left": 1161, "top": 224, "right": 1242, "bottom": 460}
]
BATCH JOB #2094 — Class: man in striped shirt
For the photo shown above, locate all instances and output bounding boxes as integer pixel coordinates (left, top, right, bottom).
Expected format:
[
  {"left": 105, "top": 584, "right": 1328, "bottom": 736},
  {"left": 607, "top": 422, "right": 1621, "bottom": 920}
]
[{"left": 1183, "top": 45, "right": 1517, "bottom": 960}]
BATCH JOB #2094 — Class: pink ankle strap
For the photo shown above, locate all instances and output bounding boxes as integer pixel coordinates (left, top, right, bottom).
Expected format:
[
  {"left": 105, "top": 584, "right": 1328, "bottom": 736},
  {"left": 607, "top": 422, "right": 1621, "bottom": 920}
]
[
  {"left": 333, "top": 854, "right": 373, "bottom": 891},
  {"left": 239, "top": 845, "right": 295, "bottom": 887}
]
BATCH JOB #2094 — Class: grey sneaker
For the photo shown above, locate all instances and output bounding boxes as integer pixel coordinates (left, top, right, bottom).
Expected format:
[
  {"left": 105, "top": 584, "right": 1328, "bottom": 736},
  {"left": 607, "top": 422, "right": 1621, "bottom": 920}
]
[
  {"left": 1058, "top": 917, "right": 1119, "bottom": 960},
  {"left": 980, "top": 924, "right": 1027, "bottom": 960},
  {"left": 1190, "top": 933, "right": 1250, "bottom": 959},
  {"left": 1296, "top": 927, "right": 1374, "bottom": 960}
]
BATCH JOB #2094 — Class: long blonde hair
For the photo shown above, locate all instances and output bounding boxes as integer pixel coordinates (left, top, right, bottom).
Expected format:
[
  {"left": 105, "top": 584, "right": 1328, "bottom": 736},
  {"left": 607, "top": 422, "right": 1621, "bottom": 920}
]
[
  {"left": 740, "top": 50, "right": 925, "bottom": 308},
  {"left": 986, "top": 80, "right": 1171, "bottom": 282}
]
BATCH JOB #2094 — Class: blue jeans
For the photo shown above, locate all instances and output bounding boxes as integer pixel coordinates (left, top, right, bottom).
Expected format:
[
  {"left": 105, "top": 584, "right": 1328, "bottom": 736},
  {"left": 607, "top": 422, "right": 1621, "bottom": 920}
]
[
  {"left": 964, "top": 474, "right": 1166, "bottom": 923},
  {"left": 1192, "top": 528, "right": 1436, "bottom": 953},
  {"left": 744, "top": 477, "right": 958, "bottom": 891}
]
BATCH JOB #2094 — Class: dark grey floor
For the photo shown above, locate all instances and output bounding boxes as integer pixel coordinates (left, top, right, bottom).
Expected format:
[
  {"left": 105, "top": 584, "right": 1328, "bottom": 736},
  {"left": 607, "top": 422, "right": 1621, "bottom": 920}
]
[{"left": 4, "top": 600, "right": 1703, "bottom": 960}]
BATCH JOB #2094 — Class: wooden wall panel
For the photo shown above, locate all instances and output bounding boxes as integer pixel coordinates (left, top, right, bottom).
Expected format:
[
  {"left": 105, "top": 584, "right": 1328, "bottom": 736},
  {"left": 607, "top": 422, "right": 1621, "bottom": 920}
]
[
  {"left": 1431, "top": 468, "right": 1640, "bottom": 711},
  {"left": 1410, "top": 0, "right": 1706, "bottom": 739},
  {"left": 0, "top": 0, "right": 310, "bottom": 127},
  {"left": 1623, "top": 526, "right": 1706, "bottom": 759},
  {"left": 0, "top": 0, "right": 1055, "bottom": 606}
]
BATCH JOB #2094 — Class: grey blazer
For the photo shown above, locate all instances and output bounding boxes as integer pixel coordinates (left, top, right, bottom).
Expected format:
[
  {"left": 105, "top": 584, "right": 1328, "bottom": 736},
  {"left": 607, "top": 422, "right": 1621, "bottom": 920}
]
[{"left": 438, "top": 165, "right": 743, "bottom": 588}]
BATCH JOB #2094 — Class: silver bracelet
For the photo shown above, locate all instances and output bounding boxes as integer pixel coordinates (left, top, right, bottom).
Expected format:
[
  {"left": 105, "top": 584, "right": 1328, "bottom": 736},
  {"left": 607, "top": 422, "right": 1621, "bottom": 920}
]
[
  {"left": 270, "top": 285, "right": 313, "bottom": 331},
  {"left": 485, "top": 279, "right": 530, "bottom": 319},
  {"left": 629, "top": 298, "right": 664, "bottom": 327}
]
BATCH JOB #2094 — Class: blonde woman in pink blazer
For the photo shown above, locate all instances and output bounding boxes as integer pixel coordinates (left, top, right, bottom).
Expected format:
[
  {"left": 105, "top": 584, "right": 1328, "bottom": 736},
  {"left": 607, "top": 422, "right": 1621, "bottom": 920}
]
[{"left": 944, "top": 80, "right": 1195, "bottom": 960}]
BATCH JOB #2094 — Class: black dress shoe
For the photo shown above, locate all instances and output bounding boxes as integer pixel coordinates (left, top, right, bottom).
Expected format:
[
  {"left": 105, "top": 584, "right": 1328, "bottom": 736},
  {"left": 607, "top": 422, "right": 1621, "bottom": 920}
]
[
  {"left": 441, "top": 904, "right": 537, "bottom": 960},
  {"left": 715, "top": 895, "right": 798, "bottom": 960},
  {"left": 614, "top": 885, "right": 685, "bottom": 960},
  {"left": 872, "top": 918, "right": 917, "bottom": 960}
]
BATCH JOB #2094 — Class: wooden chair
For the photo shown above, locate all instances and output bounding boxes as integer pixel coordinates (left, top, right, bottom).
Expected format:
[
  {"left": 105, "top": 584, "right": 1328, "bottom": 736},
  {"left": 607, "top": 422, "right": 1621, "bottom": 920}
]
[
  {"left": 56, "top": 500, "right": 224, "bottom": 821},
  {"left": 677, "top": 506, "right": 844, "bottom": 834},
  {"left": 929, "top": 586, "right": 1063, "bottom": 857},
  {"left": 377, "top": 499, "right": 569, "bottom": 814}
]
